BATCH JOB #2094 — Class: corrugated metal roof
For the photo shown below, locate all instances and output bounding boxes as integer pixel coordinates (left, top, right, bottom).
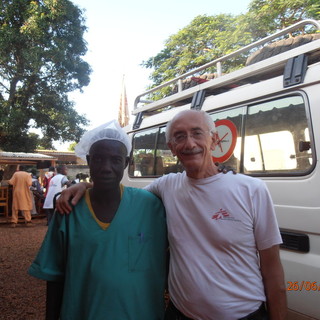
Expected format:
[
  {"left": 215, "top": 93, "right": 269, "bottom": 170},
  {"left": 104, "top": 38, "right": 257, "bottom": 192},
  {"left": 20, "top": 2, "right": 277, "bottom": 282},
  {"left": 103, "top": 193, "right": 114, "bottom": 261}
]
[
  {"left": 36, "top": 150, "right": 75, "bottom": 156},
  {"left": 36, "top": 150, "right": 80, "bottom": 164},
  {"left": 0, "top": 151, "right": 57, "bottom": 160}
]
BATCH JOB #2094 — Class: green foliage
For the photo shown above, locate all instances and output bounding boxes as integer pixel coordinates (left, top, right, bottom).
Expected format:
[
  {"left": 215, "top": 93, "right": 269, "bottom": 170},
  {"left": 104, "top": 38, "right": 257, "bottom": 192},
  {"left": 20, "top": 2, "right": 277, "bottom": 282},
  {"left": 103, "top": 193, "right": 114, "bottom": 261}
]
[
  {"left": 142, "top": 15, "right": 252, "bottom": 87},
  {"left": 142, "top": 0, "right": 320, "bottom": 98},
  {"left": 246, "top": 0, "right": 320, "bottom": 38},
  {"left": 0, "top": 0, "right": 91, "bottom": 152},
  {"left": 68, "top": 141, "right": 77, "bottom": 151}
]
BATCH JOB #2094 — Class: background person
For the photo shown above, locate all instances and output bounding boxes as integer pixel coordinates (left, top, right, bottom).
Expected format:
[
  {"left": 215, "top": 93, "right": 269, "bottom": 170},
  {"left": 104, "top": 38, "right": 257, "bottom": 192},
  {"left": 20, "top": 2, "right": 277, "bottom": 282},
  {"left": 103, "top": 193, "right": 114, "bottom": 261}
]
[
  {"left": 30, "top": 168, "right": 44, "bottom": 215},
  {"left": 8, "top": 165, "right": 33, "bottom": 227},
  {"left": 42, "top": 166, "right": 55, "bottom": 198},
  {"left": 43, "top": 164, "right": 70, "bottom": 225},
  {"left": 29, "top": 120, "right": 167, "bottom": 320}
]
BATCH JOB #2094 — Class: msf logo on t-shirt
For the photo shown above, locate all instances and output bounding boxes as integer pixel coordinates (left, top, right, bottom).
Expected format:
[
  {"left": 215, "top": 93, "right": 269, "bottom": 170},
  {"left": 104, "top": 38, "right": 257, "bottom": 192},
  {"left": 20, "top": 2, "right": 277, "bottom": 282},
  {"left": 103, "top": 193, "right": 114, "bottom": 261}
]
[
  {"left": 211, "top": 208, "right": 241, "bottom": 222},
  {"left": 212, "top": 208, "right": 230, "bottom": 220}
]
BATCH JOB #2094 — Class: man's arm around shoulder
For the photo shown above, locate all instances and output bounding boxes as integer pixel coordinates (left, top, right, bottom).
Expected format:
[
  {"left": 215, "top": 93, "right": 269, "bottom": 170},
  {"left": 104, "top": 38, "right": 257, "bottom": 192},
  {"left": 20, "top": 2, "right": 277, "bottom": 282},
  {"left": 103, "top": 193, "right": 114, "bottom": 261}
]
[{"left": 56, "top": 182, "right": 92, "bottom": 214}]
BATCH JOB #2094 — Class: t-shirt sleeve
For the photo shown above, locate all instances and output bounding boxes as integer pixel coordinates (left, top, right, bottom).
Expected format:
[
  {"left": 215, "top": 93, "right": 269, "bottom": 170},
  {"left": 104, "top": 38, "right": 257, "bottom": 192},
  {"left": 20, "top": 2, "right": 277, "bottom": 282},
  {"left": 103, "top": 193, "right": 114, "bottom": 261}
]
[
  {"left": 253, "top": 180, "right": 283, "bottom": 250},
  {"left": 61, "top": 176, "right": 69, "bottom": 187},
  {"left": 144, "top": 176, "right": 167, "bottom": 199},
  {"left": 28, "top": 214, "right": 68, "bottom": 282}
]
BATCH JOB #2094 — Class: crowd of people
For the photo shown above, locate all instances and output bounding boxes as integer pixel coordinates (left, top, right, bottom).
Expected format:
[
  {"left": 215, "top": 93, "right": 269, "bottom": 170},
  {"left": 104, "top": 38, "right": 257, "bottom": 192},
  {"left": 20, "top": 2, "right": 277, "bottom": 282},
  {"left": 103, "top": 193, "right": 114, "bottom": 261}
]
[{"left": 3, "top": 165, "right": 88, "bottom": 227}]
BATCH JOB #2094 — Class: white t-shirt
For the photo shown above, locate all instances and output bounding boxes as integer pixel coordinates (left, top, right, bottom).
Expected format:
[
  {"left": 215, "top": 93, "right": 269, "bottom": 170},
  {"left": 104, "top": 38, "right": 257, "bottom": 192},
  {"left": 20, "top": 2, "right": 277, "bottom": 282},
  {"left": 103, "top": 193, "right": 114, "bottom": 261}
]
[
  {"left": 43, "top": 174, "right": 69, "bottom": 209},
  {"left": 146, "top": 171, "right": 282, "bottom": 320}
]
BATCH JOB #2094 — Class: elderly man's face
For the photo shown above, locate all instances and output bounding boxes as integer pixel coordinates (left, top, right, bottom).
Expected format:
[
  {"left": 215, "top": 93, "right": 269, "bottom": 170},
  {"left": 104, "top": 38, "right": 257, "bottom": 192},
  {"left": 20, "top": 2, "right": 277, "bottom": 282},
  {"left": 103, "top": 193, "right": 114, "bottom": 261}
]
[
  {"left": 168, "top": 111, "right": 217, "bottom": 178},
  {"left": 87, "top": 140, "right": 128, "bottom": 189}
]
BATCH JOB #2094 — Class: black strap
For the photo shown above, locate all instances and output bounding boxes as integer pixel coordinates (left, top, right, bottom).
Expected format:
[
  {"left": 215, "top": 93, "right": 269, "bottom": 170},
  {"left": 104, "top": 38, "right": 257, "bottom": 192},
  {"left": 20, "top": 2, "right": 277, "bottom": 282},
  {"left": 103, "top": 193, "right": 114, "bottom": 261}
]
[
  {"left": 238, "top": 303, "right": 268, "bottom": 320},
  {"left": 165, "top": 301, "right": 193, "bottom": 320}
]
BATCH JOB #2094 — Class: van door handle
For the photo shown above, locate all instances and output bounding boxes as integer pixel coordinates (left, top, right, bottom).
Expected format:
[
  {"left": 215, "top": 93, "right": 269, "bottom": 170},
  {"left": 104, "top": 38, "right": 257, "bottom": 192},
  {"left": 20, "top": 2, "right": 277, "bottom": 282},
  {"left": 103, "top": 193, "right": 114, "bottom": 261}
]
[{"left": 280, "top": 230, "right": 309, "bottom": 253}]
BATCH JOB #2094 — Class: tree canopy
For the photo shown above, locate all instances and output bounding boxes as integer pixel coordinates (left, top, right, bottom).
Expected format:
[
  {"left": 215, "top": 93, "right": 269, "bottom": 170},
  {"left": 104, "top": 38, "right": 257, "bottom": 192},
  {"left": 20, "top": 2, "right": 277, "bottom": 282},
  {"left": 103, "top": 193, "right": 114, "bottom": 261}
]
[
  {"left": 142, "top": 15, "right": 252, "bottom": 87},
  {"left": 142, "top": 0, "right": 320, "bottom": 94},
  {"left": 247, "top": 0, "right": 320, "bottom": 38},
  {"left": 0, "top": 0, "right": 91, "bottom": 152}
]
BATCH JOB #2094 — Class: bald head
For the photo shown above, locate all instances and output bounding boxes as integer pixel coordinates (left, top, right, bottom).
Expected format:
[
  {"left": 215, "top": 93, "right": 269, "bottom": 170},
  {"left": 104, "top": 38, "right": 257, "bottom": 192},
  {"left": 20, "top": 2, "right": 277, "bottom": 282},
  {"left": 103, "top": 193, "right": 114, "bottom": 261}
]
[{"left": 165, "top": 110, "right": 216, "bottom": 143}]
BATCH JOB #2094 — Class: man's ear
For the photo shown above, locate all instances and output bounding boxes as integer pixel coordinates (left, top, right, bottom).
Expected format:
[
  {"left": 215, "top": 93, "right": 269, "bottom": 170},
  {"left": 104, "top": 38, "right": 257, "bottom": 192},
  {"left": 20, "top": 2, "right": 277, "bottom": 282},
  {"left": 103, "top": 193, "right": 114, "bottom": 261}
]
[
  {"left": 168, "top": 142, "right": 177, "bottom": 156},
  {"left": 86, "top": 155, "right": 90, "bottom": 165},
  {"left": 124, "top": 157, "right": 130, "bottom": 169}
]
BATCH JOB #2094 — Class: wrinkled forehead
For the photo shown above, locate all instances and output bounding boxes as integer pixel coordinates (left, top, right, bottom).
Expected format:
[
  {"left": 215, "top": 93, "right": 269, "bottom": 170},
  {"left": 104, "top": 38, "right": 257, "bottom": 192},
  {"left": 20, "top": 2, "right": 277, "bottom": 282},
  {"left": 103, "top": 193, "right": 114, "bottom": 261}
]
[
  {"left": 89, "top": 139, "right": 127, "bottom": 157},
  {"left": 171, "top": 111, "right": 208, "bottom": 133}
]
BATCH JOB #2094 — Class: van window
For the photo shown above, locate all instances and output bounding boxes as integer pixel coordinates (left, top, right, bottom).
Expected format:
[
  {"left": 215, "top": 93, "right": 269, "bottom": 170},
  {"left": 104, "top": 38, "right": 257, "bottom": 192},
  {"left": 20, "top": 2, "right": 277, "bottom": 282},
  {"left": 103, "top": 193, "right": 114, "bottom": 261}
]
[
  {"left": 129, "top": 127, "right": 179, "bottom": 177},
  {"left": 243, "top": 95, "right": 313, "bottom": 174},
  {"left": 210, "top": 94, "right": 313, "bottom": 175},
  {"left": 129, "top": 94, "right": 313, "bottom": 177}
]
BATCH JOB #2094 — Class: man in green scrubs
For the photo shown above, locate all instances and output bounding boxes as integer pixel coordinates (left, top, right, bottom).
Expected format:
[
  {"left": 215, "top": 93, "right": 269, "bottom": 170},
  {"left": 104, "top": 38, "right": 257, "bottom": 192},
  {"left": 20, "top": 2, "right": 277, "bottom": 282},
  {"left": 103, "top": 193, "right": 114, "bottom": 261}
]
[{"left": 29, "top": 120, "right": 167, "bottom": 320}]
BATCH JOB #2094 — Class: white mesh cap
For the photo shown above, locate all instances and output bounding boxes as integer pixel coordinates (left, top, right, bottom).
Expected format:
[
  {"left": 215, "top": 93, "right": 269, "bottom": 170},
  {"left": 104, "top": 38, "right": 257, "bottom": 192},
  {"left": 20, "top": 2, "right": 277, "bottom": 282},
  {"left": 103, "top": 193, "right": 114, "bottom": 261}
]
[{"left": 75, "top": 120, "right": 132, "bottom": 160}]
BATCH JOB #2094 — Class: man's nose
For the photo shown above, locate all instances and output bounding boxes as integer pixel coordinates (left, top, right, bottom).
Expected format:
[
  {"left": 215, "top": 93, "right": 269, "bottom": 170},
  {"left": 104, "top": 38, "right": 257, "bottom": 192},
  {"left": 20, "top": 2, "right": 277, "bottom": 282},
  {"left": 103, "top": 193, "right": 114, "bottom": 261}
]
[
  {"left": 184, "top": 135, "right": 197, "bottom": 148},
  {"left": 101, "top": 159, "right": 112, "bottom": 172}
]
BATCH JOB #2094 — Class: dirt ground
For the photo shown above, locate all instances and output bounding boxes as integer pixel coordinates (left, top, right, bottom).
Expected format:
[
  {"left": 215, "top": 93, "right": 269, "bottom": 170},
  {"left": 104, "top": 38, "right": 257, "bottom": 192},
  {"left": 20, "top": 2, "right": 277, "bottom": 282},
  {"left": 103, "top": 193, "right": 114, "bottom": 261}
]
[{"left": 0, "top": 215, "right": 47, "bottom": 319}]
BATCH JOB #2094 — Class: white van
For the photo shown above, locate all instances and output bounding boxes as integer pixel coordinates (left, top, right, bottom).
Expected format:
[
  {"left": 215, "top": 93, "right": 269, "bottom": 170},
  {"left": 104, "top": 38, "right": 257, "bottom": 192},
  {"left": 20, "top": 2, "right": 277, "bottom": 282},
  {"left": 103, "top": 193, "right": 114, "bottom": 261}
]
[{"left": 122, "top": 20, "right": 320, "bottom": 319}]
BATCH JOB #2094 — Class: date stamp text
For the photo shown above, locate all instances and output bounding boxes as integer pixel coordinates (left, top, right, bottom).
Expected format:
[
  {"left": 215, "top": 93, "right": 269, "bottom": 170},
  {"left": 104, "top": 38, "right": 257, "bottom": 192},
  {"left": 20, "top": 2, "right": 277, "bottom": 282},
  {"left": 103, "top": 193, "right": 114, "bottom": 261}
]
[{"left": 287, "top": 281, "right": 320, "bottom": 291}]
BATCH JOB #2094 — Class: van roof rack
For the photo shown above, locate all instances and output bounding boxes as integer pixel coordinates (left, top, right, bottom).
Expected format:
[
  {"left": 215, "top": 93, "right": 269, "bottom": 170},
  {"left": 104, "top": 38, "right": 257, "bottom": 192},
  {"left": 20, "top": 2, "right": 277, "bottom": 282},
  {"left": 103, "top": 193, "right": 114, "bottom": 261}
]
[{"left": 133, "top": 19, "right": 320, "bottom": 117}]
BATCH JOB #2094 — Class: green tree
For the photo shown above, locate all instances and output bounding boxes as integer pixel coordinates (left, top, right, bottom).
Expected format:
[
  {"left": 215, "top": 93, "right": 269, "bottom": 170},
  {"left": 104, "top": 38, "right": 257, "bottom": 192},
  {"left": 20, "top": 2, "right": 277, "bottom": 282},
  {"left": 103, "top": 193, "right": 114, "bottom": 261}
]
[
  {"left": 142, "top": 14, "right": 252, "bottom": 90},
  {"left": 142, "top": 0, "right": 320, "bottom": 96},
  {"left": 0, "top": 0, "right": 91, "bottom": 152},
  {"left": 68, "top": 141, "right": 77, "bottom": 151},
  {"left": 246, "top": 0, "right": 320, "bottom": 39}
]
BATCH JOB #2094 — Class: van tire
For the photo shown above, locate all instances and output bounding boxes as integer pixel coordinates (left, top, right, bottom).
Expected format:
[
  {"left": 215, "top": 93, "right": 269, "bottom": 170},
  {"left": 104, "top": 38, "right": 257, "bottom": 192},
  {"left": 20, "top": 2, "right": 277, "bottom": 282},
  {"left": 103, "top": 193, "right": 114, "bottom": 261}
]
[{"left": 246, "top": 33, "right": 320, "bottom": 66}]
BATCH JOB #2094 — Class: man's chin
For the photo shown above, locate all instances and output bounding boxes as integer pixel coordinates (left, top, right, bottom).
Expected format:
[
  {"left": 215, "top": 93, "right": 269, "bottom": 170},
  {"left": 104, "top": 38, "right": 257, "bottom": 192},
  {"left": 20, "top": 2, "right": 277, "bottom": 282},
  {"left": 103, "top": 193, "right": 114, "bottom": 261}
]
[
  {"left": 180, "top": 154, "right": 201, "bottom": 163},
  {"left": 94, "top": 180, "right": 119, "bottom": 189},
  {"left": 181, "top": 161, "right": 202, "bottom": 172}
]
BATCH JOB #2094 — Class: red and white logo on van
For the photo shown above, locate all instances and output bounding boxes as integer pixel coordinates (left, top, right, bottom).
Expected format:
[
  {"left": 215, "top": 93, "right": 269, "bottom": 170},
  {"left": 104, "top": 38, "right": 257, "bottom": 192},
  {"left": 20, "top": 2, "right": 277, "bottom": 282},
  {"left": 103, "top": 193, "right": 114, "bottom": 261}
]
[{"left": 212, "top": 119, "right": 238, "bottom": 163}]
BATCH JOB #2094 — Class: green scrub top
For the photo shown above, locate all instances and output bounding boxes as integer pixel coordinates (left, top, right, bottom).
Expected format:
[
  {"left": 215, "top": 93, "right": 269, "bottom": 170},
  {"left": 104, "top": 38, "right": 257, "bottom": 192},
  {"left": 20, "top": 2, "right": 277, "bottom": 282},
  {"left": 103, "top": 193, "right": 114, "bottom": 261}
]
[{"left": 29, "top": 187, "right": 167, "bottom": 320}]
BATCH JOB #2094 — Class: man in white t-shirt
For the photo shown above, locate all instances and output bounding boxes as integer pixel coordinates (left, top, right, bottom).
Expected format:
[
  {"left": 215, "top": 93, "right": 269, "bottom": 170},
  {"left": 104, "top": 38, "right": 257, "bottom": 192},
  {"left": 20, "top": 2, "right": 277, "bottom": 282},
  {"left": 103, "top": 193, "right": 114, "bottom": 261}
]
[
  {"left": 56, "top": 110, "right": 287, "bottom": 320},
  {"left": 43, "top": 164, "right": 70, "bottom": 225},
  {"left": 147, "top": 111, "right": 286, "bottom": 320}
]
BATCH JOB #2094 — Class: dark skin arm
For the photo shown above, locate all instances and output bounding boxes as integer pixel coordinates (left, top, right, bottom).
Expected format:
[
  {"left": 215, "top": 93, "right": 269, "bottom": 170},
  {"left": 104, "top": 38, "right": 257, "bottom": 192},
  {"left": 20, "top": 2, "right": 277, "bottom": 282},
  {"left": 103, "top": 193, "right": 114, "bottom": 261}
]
[
  {"left": 55, "top": 163, "right": 236, "bottom": 214},
  {"left": 56, "top": 182, "right": 91, "bottom": 214},
  {"left": 46, "top": 281, "right": 64, "bottom": 320}
]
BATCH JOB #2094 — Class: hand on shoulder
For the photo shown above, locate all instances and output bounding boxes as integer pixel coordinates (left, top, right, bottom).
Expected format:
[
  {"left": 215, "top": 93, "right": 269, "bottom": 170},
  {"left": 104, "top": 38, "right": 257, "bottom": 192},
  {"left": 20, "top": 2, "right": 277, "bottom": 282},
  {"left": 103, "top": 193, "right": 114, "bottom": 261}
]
[{"left": 55, "top": 182, "right": 91, "bottom": 214}]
